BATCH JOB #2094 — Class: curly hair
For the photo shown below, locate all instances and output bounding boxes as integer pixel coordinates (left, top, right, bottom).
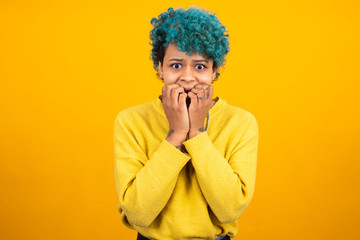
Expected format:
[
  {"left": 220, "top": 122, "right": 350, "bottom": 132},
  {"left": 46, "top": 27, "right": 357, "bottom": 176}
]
[{"left": 149, "top": 6, "right": 230, "bottom": 82}]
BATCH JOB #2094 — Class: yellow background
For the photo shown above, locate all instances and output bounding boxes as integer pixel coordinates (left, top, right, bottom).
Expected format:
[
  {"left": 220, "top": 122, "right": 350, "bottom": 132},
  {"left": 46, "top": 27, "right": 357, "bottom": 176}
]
[{"left": 1, "top": 0, "right": 359, "bottom": 239}]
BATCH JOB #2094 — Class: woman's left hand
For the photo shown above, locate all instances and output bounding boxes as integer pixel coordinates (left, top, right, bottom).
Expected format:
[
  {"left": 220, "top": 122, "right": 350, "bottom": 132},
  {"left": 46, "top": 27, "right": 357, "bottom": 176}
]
[{"left": 187, "top": 83, "right": 214, "bottom": 137}]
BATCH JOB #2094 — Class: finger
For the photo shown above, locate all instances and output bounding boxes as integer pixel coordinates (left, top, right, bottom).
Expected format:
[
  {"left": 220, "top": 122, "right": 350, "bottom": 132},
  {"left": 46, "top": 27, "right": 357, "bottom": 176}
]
[
  {"left": 199, "top": 84, "right": 212, "bottom": 101},
  {"left": 165, "top": 84, "right": 181, "bottom": 105},
  {"left": 178, "top": 92, "right": 187, "bottom": 109},
  {"left": 197, "top": 87, "right": 206, "bottom": 103},
  {"left": 188, "top": 91, "right": 198, "bottom": 106},
  {"left": 203, "top": 84, "right": 211, "bottom": 100},
  {"left": 208, "top": 85, "right": 213, "bottom": 101},
  {"left": 189, "top": 88, "right": 198, "bottom": 106},
  {"left": 193, "top": 85, "right": 206, "bottom": 103},
  {"left": 162, "top": 87, "right": 165, "bottom": 100},
  {"left": 190, "top": 85, "right": 205, "bottom": 105},
  {"left": 171, "top": 85, "right": 185, "bottom": 107}
]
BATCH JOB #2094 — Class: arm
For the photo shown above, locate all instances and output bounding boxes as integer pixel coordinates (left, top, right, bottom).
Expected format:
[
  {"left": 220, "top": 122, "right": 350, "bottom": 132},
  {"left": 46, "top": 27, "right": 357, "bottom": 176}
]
[
  {"left": 113, "top": 113, "right": 191, "bottom": 227},
  {"left": 183, "top": 113, "right": 259, "bottom": 223}
]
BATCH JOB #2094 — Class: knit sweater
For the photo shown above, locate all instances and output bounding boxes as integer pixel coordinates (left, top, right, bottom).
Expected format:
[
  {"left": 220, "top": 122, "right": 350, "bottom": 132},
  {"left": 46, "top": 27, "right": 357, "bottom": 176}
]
[{"left": 113, "top": 94, "right": 259, "bottom": 240}]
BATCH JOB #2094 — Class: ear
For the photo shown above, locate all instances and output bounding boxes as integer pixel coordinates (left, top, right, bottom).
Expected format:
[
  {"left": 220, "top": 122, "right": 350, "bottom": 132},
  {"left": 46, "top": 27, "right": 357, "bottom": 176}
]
[
  {"left": 212, "top": 62, "right": 218, "bottom": 80},
  {"left": 159, "top": 60, "right": 163, "bottom": 72},
  {"left": 158, "top": 61, "right": 163, "bottom": 79},
  {"left": 212, "top": 68, "right": 218, "bottom": 81}
]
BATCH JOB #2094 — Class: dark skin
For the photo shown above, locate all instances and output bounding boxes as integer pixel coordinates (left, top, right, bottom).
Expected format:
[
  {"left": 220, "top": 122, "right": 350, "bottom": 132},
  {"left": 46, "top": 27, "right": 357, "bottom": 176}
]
[
  {"left": 158, "top": 43, "right": 218, "bottom": 152},
  {"left": 162, "top": 83, "right": 215, "bottom": 151},
  {"left": 187, "top": 83, "right": 214, "bottom": 138}
]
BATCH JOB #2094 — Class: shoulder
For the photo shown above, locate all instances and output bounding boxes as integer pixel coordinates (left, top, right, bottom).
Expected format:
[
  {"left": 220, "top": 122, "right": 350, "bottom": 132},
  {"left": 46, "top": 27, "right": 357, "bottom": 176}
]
[
  {"left": 217, "top": 102, "right": 259, "bottom": 140},
  {"left": 220, "top": 104, "right": 259, "bottom": 149},
  {"left": 222, "top": 103, "right": 258, "bottom": 127}
]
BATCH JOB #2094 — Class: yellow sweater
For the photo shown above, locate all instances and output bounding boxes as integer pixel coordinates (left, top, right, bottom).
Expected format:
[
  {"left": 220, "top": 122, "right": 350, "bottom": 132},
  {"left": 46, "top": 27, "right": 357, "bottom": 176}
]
[{"left": 113, "top": 94, "right": 259, "bottom": 240}]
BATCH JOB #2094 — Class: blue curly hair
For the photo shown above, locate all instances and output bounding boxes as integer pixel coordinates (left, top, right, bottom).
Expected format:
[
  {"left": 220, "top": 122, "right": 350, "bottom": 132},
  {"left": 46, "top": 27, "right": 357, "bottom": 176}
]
[{"left": 149, "top": 6, "right": 230, "bottom": 81}]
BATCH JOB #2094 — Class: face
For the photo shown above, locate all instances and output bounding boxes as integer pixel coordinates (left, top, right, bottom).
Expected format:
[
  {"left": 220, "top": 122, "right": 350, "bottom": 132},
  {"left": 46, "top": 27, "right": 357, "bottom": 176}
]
[{"left": 158, "top": 42, "right": 217, "bottom": 93}]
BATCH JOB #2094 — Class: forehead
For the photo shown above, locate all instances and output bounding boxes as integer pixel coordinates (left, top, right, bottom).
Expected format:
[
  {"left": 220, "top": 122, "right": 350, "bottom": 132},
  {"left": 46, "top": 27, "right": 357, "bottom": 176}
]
[{"left": 164, "top": 42, "right": 209, "bottom": 60}]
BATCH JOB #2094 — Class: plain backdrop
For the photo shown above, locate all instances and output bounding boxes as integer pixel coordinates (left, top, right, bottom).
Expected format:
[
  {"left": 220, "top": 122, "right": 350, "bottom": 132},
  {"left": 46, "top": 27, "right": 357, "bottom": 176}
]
[{"left": 0, "top": 0, "right": 359, "bottom": 239}]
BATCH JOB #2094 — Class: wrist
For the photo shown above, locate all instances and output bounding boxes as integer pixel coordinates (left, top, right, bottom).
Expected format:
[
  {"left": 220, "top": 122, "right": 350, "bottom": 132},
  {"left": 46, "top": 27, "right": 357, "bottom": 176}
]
[
  {"left": 189, "top": 127, "right": 205, "bottom": 139},
  {"left": 189, "top": 127, "right": 205, "bottom": 133},
  {"left": 166, "top": 130, "right": 187, "bottom": 147},
  {"left": 165, "top": 137, "right": 186, "bottom": 152}
]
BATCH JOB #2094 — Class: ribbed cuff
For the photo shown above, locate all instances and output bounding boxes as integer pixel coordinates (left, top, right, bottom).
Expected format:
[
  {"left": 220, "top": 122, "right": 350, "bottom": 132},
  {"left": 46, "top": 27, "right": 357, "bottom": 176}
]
[
  {"left": 183, "top": 131, "right": 212, "bottom": 156},
  {"left": 154, "top": 138, "right": 191, "bottom": 167}
]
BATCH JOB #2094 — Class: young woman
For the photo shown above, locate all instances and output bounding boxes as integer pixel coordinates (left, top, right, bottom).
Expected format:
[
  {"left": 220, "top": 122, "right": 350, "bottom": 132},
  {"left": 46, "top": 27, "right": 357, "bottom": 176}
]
[{"left": 113, "top": 6, "right": 259, "bottom": 240}]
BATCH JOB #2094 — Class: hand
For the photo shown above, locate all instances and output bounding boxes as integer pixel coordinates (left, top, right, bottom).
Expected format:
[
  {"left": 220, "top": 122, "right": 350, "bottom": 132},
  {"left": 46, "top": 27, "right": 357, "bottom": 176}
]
[
  {"left": 187, "top": 84, "right": 214, "bottom": 133},
  {"left": 162, "top": 84, "right": 189, "bottom": 139}
]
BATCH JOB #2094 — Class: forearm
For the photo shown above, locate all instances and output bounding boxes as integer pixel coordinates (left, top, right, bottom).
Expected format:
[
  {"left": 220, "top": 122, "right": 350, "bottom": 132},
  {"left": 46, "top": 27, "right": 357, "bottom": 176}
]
[
  {"left": 191, "top": 144, "right": 254, "bottom": 223},
  {"left": 183, "top": 131, "right": 258, "bottom": 223},
  {"left": 188, "top": 127, "right": 204, "bottom": 139},
  {"left": 116, "top": 138, "right": 190, "bottom": 227}
]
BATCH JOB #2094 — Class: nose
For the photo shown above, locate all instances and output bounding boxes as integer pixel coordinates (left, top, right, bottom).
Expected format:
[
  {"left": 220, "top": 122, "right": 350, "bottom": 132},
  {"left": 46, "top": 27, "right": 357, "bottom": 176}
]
[{"left": 180, "top": 66, "right": 195, "bottom": 83}]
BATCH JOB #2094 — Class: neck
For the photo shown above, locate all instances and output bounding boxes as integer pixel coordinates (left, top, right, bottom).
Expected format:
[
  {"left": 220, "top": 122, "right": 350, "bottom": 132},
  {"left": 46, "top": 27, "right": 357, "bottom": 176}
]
[{"left": 211, "top": 99, "right": 217, "bottom": 108}]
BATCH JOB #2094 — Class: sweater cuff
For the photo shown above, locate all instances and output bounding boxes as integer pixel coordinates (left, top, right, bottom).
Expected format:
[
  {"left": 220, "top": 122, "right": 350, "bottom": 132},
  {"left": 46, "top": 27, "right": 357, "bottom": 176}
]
[
  {"left": 183, "top": 131, "right": 212, "bottom": 156},
  {"left": 156, "top": 138, "right": 191, "bottom": 166}
]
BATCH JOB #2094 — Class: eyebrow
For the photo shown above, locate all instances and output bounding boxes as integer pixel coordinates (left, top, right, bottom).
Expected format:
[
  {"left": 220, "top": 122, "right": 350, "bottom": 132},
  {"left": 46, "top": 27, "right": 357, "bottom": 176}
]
[{"left": 168, "top": 58, "right": 209, "bottom": 63}]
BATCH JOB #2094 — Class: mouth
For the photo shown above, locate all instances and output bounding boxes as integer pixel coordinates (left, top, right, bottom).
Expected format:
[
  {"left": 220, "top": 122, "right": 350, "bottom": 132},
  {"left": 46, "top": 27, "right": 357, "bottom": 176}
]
[{"left": 184, "top": 89, "right": 192, "bottom": 94}]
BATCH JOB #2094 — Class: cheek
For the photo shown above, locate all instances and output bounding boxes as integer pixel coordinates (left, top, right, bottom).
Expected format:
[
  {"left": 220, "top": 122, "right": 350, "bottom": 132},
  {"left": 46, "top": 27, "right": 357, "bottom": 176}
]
[
  {"left": 163, "top": 72, "right": 179, "bottom": 83},
  {"left": 198, "top": 74, "right": 213, "bottom": 84}
]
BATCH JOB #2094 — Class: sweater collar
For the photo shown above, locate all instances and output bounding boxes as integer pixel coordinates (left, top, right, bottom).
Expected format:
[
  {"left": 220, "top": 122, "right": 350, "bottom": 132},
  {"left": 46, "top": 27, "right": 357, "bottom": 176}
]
[{"left": 152, "top": 94, "right": 227, "bottom": 117}]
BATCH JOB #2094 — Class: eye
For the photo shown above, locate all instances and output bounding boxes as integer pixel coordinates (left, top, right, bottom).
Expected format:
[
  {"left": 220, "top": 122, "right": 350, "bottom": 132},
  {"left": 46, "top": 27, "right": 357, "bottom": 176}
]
[
  {"left": 196, "top": 64, "right": 207, "bottom": 70},
  {"left": 170, "top": 63, "right": 181, "bottom": 69}
]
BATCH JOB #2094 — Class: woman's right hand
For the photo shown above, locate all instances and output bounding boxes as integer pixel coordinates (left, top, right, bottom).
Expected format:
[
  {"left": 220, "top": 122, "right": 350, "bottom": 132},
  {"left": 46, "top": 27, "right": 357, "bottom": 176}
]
[{"left": 162, "top": 84, "right": 189, "bottom": 138}]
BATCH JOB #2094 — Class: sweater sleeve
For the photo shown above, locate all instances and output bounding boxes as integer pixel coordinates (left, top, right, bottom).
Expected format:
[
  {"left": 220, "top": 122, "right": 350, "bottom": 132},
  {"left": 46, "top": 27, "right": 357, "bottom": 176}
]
[
  {"left": 113, "top": 112, "right": 191, "bottom": 228},
  {"left": 182, "top": 113, "right": 259, "bottom": 223}
]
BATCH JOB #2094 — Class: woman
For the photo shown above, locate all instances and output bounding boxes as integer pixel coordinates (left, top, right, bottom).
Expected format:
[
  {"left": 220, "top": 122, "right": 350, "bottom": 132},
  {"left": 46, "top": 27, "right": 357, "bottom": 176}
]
[{"left": 113, "top": 6, "right": 259, "bottom": 240}]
